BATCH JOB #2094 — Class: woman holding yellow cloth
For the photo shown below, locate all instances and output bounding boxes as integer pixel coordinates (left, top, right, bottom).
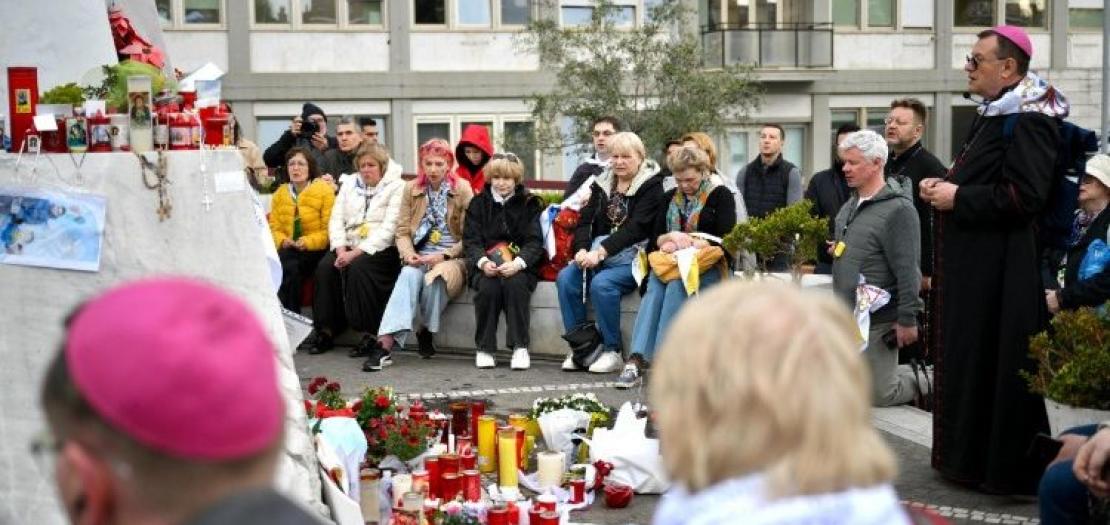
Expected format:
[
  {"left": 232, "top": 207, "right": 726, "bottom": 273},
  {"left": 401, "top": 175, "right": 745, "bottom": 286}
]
[{"left": 618, "top": 147, "right": 736, "bottom": 389}]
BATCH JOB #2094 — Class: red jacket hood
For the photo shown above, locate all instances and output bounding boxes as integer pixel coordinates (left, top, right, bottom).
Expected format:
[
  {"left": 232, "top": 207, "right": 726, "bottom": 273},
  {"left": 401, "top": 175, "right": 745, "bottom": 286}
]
[{"left": 455, "top": 124, "right": 493, "bottom": 192}]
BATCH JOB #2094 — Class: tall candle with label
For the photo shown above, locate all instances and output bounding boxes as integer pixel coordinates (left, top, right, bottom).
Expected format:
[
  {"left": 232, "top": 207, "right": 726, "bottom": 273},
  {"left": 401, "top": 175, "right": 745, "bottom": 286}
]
[
  {"left": 497, "top": 428, "right": 518, "bottom": 490},
  {"left": 477, "top": 415, "right": 497, "bottom": 473}
]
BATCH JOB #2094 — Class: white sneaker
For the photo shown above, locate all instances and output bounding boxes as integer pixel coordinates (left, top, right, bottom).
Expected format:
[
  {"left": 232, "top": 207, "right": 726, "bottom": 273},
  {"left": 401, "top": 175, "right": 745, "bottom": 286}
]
[
  {"left": 588, "top": 351, "right": 623, "bottom": 373},
  {"left": 510, "top": 348, "right": 530, "bottom": 370},
  {"left": 561, "top": 352, "right": 580, "bottom": 371},
  {"left": 475, "top": 351, "right": 496, "bottom": 369}
]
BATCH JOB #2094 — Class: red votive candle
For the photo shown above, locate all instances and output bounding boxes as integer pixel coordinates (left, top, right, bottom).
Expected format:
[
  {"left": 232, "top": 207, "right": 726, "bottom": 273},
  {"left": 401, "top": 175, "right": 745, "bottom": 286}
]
[
  {"left": 425, "top": 456, "right": 440, "bottom": 502},
  {"left": 440, "top": 453, "right": 460, "bottom": 475},
  {"left": 457, "top": 434, "right": 473, "bottom": 456},
  {"left": 440, "top": 472, "right": 460, "bottom": 502},
  {"left": 462, "top": 469, "right": 481, "bottom": 502},
  {"left": 487, "top": 507, "right": 509, "bottom": 525},
  {"left": 470, "top": 400, "right": 486, "bottom": 442},
  {"left": 569, "top": 479, "right": 586, "bottom": 504},
  {"left": 449, "top": 401, "right": 469, "bottom": 437},
  {"left": 460, "top": 450, "right": 477, "bottom": 470},
  {"left": 538, "top": 511, "right": 560, "bottom": 525}
]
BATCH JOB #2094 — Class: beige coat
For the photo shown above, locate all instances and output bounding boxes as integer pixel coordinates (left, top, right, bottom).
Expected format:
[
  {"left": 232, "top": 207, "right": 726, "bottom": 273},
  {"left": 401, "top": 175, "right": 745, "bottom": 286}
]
[{"left": 395, "top": 178, "right": 474, "bottom": 298}]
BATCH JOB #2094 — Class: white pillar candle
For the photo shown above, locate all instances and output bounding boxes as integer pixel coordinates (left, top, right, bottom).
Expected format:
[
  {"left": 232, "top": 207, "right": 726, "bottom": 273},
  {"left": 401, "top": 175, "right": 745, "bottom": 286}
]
[{"left": 536, "top": 451, "right": 565, "bottom": 491}]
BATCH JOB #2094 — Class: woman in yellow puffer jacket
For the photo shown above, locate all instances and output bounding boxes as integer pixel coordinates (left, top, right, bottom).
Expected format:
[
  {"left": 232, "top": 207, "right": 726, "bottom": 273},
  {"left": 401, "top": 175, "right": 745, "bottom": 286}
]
[{"left": 269, "top": 147, "right": 336, "bottom": 310}]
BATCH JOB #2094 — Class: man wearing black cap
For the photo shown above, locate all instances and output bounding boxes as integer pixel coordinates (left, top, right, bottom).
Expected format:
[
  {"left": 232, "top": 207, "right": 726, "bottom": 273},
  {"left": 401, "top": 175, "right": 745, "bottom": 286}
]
[{"left": 264, "top": 102, "right": 338, "bottom": 184}]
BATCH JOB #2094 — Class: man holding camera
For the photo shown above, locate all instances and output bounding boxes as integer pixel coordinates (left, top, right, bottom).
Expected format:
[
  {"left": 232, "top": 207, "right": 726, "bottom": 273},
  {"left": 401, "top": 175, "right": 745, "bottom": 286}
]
[{"left": 263, "top": 102, "right": 337, "bottom": 183}]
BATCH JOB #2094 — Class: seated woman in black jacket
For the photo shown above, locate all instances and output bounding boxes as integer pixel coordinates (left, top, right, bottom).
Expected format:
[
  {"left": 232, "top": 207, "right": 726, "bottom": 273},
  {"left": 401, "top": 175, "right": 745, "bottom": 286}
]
[
  {"left": 556, "top": 131, "right": 666, "bottom": 374},
  {"left": 1046, "top": 154, "right": 1110, "bottom": 313},
  {"left": 463, "top": 153, "right": 545, "bottom": 370},
  {"left": 619, "top": 146, "right": 736, "bottom": 388}
]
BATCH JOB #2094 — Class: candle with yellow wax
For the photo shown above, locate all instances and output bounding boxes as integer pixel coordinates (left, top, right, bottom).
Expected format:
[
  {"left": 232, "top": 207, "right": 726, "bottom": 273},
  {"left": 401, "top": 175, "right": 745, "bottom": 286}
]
[
  {"left": 477, "top": 415, "right": 497, "bottom": 473},
  {"left": 497, "top": 428, "right": 518, "bottom": 490}
]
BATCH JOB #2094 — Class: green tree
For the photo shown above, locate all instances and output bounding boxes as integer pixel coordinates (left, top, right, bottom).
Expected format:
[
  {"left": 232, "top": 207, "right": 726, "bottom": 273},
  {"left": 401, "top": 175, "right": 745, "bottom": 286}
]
[{"left": 517, "top": 0, "right": 762, "bottom": 159}]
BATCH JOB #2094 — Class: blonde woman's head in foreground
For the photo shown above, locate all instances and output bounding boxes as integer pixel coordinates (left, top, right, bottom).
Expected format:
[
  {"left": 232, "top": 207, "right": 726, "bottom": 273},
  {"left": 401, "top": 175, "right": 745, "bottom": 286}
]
[{"left": 649, "top": 281, "right": 897, "bottom": 496}]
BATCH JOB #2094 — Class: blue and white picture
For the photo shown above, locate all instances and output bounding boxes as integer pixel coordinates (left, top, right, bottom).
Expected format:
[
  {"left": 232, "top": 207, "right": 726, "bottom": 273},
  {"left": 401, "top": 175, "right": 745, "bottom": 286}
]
[{"left": 0, "top": 187, "right": 107, "bottom": 272}]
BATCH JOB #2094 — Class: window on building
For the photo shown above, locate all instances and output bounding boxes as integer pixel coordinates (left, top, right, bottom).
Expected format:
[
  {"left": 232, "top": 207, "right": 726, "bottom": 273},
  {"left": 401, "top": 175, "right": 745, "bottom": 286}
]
[
  {"left": 719, "top": 125, "right": 807, "bottom": 180},
  {"left": 1068, "top": 0, "right": 1103, "bottom": 30},
  {"left": 955, "top": 0, "right": 1049, "bottom": 28},
  {"left": 832, "top": 0, "right": 859, "bottom": 26},
  {"left": 157, "top": 0, "right": 224, "bottom": 27},
  {"left": 349, "top": 0, "right": 384, "bottom": 24},
  {"left": 255, "top": 0, "right": 291, "bottom": 24},
  {"left": 457, "top": 0, "right": 492, "bottom": 25},
  {"left": 302, "top": 0, "right": 337, "bottom": 24},
  {"left": 501, "top": 0, "right": 532, "bottom": 25},
  {"left": 832, "top": 0, "right": 901, "bottom": 28},
  {"left": 950, "top": 105, "right": 979, "bottom": 161},
  {"left": 561, "top": 1, "right": 636, "bottom": 27},
  {"left": 415, "top": 0, "right": 447, "bottom": 24},
  {"left": 418, "top": 116, "right": 541, "bottom": 178},
  {"left": 254, "top": 0, "right": 386, "bottom": 27}
]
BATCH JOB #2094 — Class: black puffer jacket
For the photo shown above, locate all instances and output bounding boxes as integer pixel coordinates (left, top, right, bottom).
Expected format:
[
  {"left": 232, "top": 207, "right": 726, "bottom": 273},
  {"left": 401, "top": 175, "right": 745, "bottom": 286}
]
[{"left": 463, "top": 184, "right": 545, "bottom": 288}]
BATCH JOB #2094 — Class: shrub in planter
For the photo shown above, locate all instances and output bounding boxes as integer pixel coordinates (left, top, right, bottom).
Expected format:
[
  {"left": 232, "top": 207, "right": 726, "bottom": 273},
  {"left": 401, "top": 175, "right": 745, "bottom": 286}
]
[
  {"left": 1021, "top": 305, "right": 1110, "bottom": 411},
  {"left": 722, "top": 199, "right": 827, "bottom": 281}
]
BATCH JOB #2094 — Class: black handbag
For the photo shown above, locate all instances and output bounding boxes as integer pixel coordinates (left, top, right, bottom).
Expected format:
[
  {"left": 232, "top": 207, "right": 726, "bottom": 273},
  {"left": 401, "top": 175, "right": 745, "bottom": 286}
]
[{"left": 562, "top": 322, "right": 603, "bottom": 369}]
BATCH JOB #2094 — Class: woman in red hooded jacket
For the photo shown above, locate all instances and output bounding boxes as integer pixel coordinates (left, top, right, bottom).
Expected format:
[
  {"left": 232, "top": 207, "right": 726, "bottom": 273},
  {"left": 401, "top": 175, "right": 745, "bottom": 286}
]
[{"left": 455, "top": 124, "right": 493, "bottom": 193}]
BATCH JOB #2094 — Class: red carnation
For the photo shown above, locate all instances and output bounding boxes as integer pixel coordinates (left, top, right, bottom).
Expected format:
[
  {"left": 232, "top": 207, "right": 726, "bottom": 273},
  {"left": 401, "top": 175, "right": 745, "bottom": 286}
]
[
  {"left": 374, "top": 395, "right": 390, "bottom": 409},
  {"left": 400, "top": 425, "right": 410, "bottom": 437},
  {"left": 307, "top": 382, "right": 320, "bottom": 395},
  {"left": 326, "top": 382, "right": 340, "bottom": 392},
  {"left": 369, "top": 418, "right": 381, "bottom": 429},
  {"left": 378, "top": 429, "right": 388, "bottom": 440},
  {"left": 385, "top": 415, "right": 396, "bottom": 425},
  {"left": 408, "top": 436, "right": 420, "bottom": 446},
  {"left": 351, "top": 400, "right": 364, "bottom": 412}
]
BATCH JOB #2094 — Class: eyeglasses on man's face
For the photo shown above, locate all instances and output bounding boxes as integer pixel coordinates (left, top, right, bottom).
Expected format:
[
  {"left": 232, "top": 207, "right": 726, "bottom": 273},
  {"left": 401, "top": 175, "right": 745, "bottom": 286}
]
[{"left": 965, "top": 54, "right": 1007, "bottom": 71}]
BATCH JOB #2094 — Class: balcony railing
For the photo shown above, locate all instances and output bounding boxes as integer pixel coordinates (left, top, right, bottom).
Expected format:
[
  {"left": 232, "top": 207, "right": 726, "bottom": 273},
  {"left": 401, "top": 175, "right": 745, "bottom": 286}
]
[{"left": 701, "top": 22, "right": 833, "bottom": 69}]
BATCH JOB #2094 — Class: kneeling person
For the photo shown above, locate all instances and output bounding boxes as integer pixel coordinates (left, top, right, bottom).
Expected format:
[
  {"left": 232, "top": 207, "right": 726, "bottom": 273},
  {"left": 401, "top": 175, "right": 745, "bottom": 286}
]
[
  {"left": 463, "top": 153, "right": 545, "bottom": 369},
  {"left": 831, "top": 130, "right": 926, "bottom": 407}
]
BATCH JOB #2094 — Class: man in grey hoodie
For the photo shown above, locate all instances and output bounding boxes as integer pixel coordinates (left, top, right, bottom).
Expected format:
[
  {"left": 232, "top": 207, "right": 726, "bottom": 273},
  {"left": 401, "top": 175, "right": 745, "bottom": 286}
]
[{"left": 831, "top": 130, "right": 924, "bottom": 407}]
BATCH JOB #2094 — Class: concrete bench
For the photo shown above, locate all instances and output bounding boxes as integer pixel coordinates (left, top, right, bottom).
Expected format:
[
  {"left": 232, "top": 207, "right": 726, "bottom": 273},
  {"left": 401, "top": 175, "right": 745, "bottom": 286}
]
[{"left": 428, "top": 281, "right": 641, "bottom": 357}]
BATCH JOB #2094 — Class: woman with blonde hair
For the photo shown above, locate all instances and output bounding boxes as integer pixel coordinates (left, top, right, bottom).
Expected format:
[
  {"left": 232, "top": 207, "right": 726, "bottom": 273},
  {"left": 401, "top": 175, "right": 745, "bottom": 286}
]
[
  {"left": 299, "top": 143, "right": 405, "bottom": 358},
  {"left": 371, "top": 138, "right": 473, "bottom": 371},
  {"left": 651, "top": 281, "right": 909, "bottom": 525},
  {"left": 679, "top": 131, "right": 749, "bottom": 224},
  {"left": 556, "top": 131, "right": 666, "bottom": 374},
  {"left": 617, "top": 146, "right": 735, "bottom": 388}
]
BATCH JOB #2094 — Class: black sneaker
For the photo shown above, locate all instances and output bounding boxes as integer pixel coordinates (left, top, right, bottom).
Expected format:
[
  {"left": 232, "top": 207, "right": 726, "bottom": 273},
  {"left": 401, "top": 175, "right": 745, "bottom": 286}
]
[
  {"left": 349, "top": 335, "right": 375, "bottom": 358},
  {"left": 416, "top": 329, "right": 437, "bottom": 359},
  {"left": 300, "top": 330, "right": 334, "bottom": 355},
  {"left": 362, "top": 343, "right": 393, "bottom": 372}
]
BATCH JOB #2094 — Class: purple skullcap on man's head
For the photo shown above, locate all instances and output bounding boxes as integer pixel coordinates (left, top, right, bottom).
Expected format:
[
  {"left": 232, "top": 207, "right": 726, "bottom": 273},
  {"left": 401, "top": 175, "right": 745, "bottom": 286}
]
[
  {"left": 989, "top": 25, "right": 1033, "bottom": 58},
  {"left": 65, "top": 277, "right": 283, "bottom": 460}
]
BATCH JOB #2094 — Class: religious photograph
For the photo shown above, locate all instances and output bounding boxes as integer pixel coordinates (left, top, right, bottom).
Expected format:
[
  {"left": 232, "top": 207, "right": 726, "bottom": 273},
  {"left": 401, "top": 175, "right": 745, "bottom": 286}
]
[{"left": 0, "top": 186, "right": 107, "bottom": 272}]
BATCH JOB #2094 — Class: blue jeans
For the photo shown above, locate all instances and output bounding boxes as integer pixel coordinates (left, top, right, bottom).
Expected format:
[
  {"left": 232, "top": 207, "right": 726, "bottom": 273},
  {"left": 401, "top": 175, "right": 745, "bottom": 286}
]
[
  {"left": 378, "top": 265, "right": 448, "bottom": 347},
  {"left": 556, "top": 262, "right": 637, "bottom": 350},
  {"left": 1039, "top": 424, "right": 1100, "bottom": 525},
  {"left": 630, "top": 268, "right": 722, "bottom": 362}
]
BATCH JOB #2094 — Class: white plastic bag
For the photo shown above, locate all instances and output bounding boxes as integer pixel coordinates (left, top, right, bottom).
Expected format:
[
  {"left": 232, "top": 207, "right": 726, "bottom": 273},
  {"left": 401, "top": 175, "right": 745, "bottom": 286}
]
[
  {"left": 537, "top": 408, "right": 592, "bottom": 469},
  {"left": 586, "top": 402, "right": 669, "bottom": 494}
]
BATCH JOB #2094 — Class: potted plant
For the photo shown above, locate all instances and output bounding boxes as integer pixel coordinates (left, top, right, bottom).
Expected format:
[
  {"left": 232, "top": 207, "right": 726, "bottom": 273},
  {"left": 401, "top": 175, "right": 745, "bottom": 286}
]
[
  {"left": 722, "top": 199, "right": 828, "bottom": 284},
  {"left": 1021, "top": 305, "right": 1110, "bottom": 436}
]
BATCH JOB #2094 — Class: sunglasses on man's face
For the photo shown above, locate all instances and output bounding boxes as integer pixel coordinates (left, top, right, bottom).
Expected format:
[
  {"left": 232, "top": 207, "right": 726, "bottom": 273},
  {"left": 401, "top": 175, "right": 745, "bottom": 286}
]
[{"left": 492, "top": 152, "right": 521, "bottom": 164}]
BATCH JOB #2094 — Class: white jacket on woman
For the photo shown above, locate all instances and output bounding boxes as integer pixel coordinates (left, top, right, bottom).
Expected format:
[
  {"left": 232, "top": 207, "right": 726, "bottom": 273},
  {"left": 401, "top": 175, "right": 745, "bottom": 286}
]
[{"left": 328, "top": 161, "right": 406, "bottom": 255}]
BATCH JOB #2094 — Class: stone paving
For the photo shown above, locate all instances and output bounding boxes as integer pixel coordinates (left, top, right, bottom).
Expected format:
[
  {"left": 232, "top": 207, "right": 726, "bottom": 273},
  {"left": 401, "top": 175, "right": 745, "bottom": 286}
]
[{"left": 295, "top": 347, "right": 1041, "bottom": 525}]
